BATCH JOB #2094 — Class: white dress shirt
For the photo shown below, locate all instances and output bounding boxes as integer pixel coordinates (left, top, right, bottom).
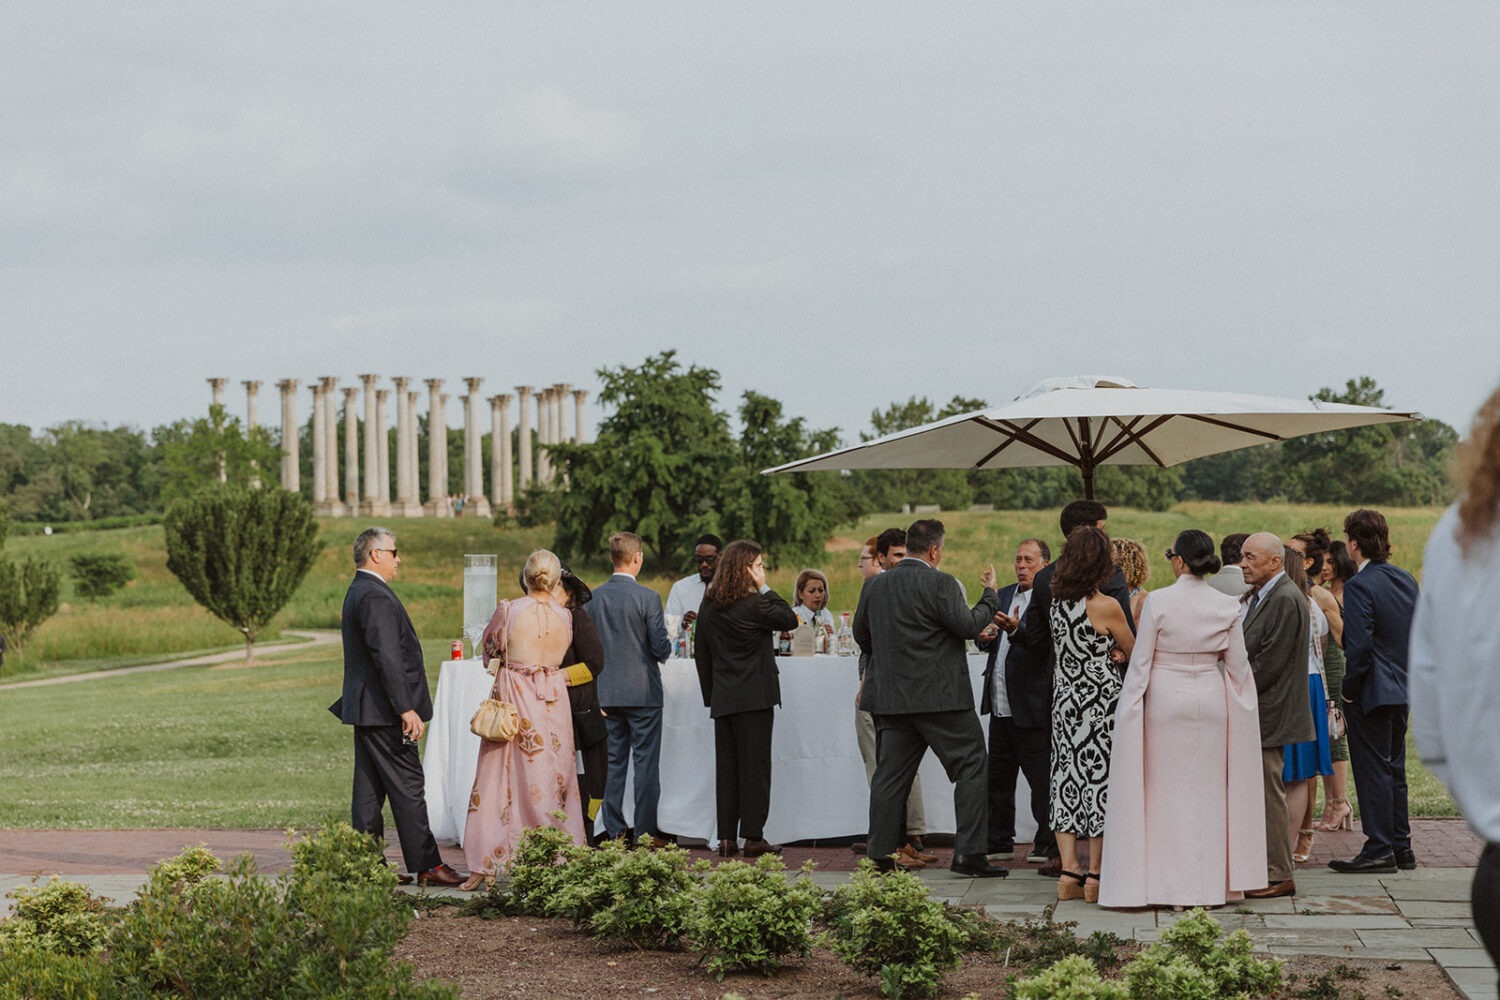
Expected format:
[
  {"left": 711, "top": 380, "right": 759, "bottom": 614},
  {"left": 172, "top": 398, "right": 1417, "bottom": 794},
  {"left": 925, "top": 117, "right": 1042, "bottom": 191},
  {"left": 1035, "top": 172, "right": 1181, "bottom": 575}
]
[
  {"left": 1410, "top": 505, "right": 1500, "bottom": 842},
  {"left": 665, "top": 573, "right": 707, "bottom": 628},
  {"left": 989, "top": 587, "right": 1031, "bottom": 718}
]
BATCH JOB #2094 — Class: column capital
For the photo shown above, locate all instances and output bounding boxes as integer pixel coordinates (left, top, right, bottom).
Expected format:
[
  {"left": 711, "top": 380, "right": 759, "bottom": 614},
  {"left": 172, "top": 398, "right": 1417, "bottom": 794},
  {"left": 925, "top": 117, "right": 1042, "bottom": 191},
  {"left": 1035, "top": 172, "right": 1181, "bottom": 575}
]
[
  {"left": 571, "top": 388, "right": 588, "bottom": 403},
  {"left": 359, "top": 373, "right": 379, "bottom": 387},
  {"left": 276, "top": 378, "right": 299, "bottom": 392},
  {"left": 515, "top": 384, "right": 534, "bottom": 398},
  {"left": 341, "top": 386, "right": 358, "bottom": 401},
  {"left": 376, "top": 387, "right": 390, "bottom": 401},
  {"left": 391, "top": 376, "right": 410, "bottom": 391},
  {"left": 497, "top": 392, "right": 514, "bottom": 405},
  {"left": 552, "top": 382, "right": 572, "bottom": 394},
  {"left": 464, "top": 376, "right": 484, "bottom": 393},
  {"left": 241, "top": 379, "right": 261, "bottom": 393},
  {"left": 425, "top": 377, "right": 444, "bottom": 391},
  {"left": 207, "top": 377, "right": 228, "bottom": 389}
]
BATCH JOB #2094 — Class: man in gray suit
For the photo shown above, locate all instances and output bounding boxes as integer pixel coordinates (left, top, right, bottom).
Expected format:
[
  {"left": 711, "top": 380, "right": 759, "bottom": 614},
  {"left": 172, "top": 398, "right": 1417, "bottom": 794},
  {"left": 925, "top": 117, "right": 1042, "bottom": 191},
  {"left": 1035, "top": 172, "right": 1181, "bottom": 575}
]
[
  {"left": 853, "top": 518, "right": 1007, "bottom": 878},
  {"left": 1239, "top": 531, "right": 1313, "bottom": 898},
  {"left": 592, "top": 531, "right": 674, "bottom": 846}
]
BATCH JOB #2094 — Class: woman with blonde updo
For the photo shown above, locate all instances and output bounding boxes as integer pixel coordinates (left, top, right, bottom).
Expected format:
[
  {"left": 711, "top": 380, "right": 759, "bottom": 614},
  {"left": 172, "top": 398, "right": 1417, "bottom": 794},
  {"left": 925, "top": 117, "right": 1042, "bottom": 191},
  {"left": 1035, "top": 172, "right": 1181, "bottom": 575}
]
[
  {"left": 461, "top": 549, "right": 585, "bottom": 887},
  {"left": 1110, "top": 538, "right": 1150, "bottom": 626}
]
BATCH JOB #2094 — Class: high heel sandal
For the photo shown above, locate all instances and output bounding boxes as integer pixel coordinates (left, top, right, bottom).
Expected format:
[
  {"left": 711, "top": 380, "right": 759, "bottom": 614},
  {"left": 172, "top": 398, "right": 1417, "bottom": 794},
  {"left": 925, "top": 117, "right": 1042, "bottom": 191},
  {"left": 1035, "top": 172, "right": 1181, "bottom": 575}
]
[
  {"left": 1083, "top": 873, "right": 1101, "bottom": 904},
  {"left": 1318, "top": 797, "right": 1353, "bottom": 832},
  {"left": 1056, "top": 870, "right": 1086, "bottom": 901},
  {"left": 458, "top": 874, "right": 487, "bottom": 892},
  {"left": 1293, "top": 829, "right": 1315, "bottom": 863}
]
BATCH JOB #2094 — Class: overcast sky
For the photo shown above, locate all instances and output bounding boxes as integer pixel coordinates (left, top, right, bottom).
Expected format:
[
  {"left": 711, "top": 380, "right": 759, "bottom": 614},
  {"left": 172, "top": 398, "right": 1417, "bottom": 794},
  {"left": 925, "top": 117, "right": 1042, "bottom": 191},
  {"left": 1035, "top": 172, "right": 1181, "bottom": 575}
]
[{"left": 3, "top": 3, "right": 1496, "bottom": 445}]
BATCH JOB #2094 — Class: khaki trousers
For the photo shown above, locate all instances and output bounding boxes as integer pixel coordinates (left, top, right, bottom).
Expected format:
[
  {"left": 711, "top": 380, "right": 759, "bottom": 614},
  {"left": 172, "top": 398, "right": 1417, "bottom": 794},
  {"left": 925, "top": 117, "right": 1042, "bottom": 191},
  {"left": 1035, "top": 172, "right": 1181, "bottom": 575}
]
[{"left": 1262, "top": 747, "right": 1293, "bottom": 883}]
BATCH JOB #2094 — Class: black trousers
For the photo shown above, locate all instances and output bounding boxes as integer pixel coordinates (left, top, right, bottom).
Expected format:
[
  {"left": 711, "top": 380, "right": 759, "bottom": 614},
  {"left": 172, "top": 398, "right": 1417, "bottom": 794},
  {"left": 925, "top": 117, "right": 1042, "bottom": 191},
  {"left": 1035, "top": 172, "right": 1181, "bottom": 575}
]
[
  {"left": 870, "top": 710, "right": 989, "bottom": 859},
  {"left": 352, "top": 725, "right": 441, "bottom": 874},
  {"left": 714, "top": 708, "right": 774, "bottom": 842},
  {"left": 1345, "top": 703, "right": 1411, "bottom": 858},
  {"left": 987, "top": 715, "right": 1056, "bottom": 857},
  {"left": 1474, "top": 843, "right": 1500, "bottom": 989}
]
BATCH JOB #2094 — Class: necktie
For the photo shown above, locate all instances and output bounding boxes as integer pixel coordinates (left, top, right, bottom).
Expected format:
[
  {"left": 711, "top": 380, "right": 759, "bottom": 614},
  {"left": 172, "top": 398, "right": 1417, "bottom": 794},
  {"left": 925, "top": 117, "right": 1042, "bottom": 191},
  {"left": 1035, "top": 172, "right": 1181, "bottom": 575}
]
[{"left": 1247, "top": 591, "right": 1261, "bottom": 614}]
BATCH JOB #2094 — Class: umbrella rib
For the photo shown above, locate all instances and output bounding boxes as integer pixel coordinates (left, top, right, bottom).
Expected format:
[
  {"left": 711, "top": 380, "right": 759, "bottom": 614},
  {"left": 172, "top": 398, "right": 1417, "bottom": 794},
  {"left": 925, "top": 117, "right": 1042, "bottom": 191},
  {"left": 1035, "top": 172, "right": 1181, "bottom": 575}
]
[
  {"left": 1095, "top": 415, "right": 1173, "bottom": 466},
  {"left": 973, "top": 417, "right": 1080, "bottom": 468},
  {"left": 1180, "top": 414, "right": 1286, "bottom": 441}
]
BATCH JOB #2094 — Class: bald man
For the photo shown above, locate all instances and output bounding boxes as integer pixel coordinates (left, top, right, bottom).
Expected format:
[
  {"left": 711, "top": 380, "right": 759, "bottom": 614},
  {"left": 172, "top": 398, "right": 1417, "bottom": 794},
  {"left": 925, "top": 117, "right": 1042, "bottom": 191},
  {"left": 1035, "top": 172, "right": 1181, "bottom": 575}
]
[{"left": 1238, "top": 532, "right": 1313, "bottom": 898}]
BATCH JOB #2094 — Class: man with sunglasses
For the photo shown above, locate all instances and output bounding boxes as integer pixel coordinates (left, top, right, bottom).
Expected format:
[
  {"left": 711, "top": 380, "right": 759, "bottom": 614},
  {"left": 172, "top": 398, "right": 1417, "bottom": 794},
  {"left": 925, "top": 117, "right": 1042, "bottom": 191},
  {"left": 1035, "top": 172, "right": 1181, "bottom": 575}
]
[
  {"left": 331, "top": 527, "right": 463, "bottom": 887},
  {"left": 665, "top": 534, "right": 724, "bottom": 635}
]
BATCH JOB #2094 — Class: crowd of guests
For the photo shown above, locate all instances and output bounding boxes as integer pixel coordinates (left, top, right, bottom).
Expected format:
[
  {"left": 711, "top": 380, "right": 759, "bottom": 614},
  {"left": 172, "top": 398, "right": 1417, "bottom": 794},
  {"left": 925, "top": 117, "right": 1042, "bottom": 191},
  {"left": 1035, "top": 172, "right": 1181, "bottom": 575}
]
[{"left": 331, "top": 508, "right": 1422, "bottom": 901}]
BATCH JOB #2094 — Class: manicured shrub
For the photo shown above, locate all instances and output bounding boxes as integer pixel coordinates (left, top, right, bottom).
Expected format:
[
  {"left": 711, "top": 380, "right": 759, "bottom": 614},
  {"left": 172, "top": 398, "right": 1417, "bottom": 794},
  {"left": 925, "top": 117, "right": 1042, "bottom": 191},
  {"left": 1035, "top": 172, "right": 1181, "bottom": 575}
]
[
  {"left": 585, "top": 840, "right": 701, "bottom": 949},
  {"left": 1012, "top": 953, "right": 1129, "bottom": 999},
  {"left": 821, "top": 860, "right": 968, "bottom": 999},
  {"left": 0, "top": 877, "right": 111, "bottom": 956},
  {"left": 546, "top": 836, "right": 631, "bottom": 926},
  {"left": 686, "top": 855, "right": 821, "bottom": 980},
  {"left": 1121, "top": 908, "right": 1281, "bottom": 999},
  {"left": 286, "top": 819, "right": 398, "bottom": 899},
  {"left": 507, "top": 825, "right": 589, "bottom": 915},
  {"left": 0, "top": 936, "right": 114, "bottom": 996}
]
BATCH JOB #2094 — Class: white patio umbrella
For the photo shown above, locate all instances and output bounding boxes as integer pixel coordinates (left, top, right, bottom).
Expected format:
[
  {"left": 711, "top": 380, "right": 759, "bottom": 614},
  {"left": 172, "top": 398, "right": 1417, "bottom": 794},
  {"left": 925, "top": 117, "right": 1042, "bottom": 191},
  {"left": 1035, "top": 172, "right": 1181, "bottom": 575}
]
[{"left": 763, "top": 376, "right": 1422, "bottom": 499}]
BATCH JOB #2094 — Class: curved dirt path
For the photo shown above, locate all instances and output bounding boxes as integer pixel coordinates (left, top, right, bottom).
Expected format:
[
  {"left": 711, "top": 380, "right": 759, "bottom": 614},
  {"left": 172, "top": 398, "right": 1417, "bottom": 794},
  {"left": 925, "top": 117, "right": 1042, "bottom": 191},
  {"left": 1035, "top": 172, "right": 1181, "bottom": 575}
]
[{"left": 0, "top": 629, "right": 341, "bottom": 690}]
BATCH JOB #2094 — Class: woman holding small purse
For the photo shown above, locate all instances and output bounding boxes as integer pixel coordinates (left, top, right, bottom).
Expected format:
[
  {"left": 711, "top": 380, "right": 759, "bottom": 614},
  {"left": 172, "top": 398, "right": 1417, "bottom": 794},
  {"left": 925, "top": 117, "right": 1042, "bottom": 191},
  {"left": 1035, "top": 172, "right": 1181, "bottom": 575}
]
[{"left": 461, "top": 550, "right": 586, "bottom": 888}]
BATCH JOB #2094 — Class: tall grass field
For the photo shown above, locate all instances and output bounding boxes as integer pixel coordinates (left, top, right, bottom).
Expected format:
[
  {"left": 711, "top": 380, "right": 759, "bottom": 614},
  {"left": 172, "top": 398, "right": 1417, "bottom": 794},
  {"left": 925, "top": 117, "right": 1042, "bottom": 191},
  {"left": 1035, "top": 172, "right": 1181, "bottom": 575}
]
[{"left": 0, "top": 503, "right": 1458, "bottom": 827}]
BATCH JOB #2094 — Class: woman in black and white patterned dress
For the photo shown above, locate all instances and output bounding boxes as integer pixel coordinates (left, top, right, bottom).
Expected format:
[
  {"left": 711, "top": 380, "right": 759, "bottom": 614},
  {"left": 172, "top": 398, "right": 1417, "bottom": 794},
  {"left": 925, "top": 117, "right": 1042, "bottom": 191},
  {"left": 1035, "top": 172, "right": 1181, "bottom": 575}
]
[{"left": 1049, "top": 527, "right": 1135, "bottom": 903}]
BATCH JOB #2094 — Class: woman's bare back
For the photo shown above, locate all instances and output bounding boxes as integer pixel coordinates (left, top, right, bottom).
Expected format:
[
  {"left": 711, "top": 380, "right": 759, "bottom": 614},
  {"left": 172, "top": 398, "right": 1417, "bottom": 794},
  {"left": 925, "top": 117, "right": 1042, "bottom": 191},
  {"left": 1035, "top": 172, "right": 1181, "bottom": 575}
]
[{"left": 507, "top": 596, "right": 573, "bottom": 667}]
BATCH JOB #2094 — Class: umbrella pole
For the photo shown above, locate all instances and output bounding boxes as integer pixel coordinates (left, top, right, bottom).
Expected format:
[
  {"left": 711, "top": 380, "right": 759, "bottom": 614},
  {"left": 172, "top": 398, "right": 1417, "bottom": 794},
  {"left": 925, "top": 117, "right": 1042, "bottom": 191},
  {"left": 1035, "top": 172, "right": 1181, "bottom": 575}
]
[{"left": 1081, "top": 463, "right": 1095, "bottom": 499}]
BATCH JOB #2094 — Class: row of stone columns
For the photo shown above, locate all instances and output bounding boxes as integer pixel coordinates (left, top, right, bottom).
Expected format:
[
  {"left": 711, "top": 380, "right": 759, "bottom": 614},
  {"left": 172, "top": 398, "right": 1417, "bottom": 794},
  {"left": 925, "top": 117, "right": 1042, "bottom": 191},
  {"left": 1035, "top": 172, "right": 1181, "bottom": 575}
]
[{"left": 209, "top": 376, "right": 588, "bottom": 516}]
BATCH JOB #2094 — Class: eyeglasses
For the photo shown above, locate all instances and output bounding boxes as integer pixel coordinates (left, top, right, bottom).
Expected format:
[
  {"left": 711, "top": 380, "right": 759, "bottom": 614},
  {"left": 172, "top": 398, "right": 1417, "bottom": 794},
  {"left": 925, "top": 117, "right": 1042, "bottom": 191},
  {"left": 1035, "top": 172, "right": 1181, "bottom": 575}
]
[
  {"left": 693, "top": 554, "right": 719, "bottom": 565},
  {"left": 375, "top": 547, "right": 399, "bottom": 558},
  {"left": 1163, "top": 550, "right": 1177, "bottom": 561},
  {"left": 858, "top": 555, "right": 876, "bottom": 564}
]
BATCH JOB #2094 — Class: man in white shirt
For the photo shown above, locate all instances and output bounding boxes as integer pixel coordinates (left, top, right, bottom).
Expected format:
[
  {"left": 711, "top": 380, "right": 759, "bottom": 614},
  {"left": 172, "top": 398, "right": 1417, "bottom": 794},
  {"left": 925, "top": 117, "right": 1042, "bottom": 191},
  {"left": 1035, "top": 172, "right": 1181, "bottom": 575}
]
[
  {"left": 977, "top": 539, "right": 1053, "bottom": 867},
  {"left": 664, "top": 534, "right": 722, "bottom": 636}
]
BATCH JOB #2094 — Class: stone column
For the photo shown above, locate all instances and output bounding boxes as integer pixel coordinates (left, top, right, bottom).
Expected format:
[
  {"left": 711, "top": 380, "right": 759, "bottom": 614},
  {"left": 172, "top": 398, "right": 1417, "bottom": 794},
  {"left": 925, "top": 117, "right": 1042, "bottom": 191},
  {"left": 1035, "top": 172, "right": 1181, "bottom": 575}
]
[
  {"left": 277, "top": 379, "right": 299, "bottom": 491},
  {"left": 342, "top": 387, "right": 360, "bottom": 511},
  {"left": 572, "top": 389, "right": 588, "bottom": 444},
  {"left": 360, "top": 374, "right": 381, "bottom": 513},
  {"left": 375, "top": 388, "right": 392, "bottom": 516},
  {"left": 553, "top": 383, "right": 571, "bottom": 447},
  {"left": 535, "top": 388, "right": 551, "bottom": 485},
  {"left": 391, "top": 377, "right": 417, "bottom": 515},
  {"left": 206, "top": 378, "right": 229, "bottom": 482},
  {"left": 424, "top": 379, "right": 451, "bottom": 517},
  {"left": 515, "top": 385, "right": 533, "bottom": 491},
  {"left": 310, "top": 383, "right": 329, "bottom": 511},
  {"left": 207, "top": 378, "right": 227, "bottom": 409},
  {"left": 462, "top": 378, "right": 492, "bottom": 517},
  {"left": 497, "top": 393, "right": 514, "bottom": 507},
  {"left": 406, "top": 389, "right": 421, "bottom": 514},
  {"left": 490, "top": 395, "right": 512, "bottom": 510},
  {"left": 242, "top": 380, "right": 262, "bottom": 429},
  {"left": 321, "top": 377, "right": 345, "bottom": 516}
]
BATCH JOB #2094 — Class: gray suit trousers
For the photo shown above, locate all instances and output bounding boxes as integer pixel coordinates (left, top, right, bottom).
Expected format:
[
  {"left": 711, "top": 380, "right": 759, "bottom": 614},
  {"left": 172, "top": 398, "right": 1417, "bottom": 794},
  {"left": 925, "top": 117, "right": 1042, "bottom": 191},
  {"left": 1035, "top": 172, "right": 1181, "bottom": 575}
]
[{"left": 868, "top": 709, "right": 989, "bottom": 860}]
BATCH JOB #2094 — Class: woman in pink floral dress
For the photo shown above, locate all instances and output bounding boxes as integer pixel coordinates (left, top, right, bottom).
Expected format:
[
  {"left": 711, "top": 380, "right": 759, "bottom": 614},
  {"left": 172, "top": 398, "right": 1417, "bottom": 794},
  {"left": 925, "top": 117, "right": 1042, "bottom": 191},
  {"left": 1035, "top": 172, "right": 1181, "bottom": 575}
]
[{"left": 461, "top": 550, "right": 586, "bottom": 886}]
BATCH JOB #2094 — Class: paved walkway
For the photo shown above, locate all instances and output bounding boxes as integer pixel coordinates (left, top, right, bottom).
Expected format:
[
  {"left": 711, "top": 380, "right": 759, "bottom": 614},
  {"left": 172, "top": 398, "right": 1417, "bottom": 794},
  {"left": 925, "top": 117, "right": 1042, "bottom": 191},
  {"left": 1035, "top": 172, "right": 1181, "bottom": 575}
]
[
  {"left": 2, "top": 820, "right": 1492, "bottom": 998},
  {"left": 0, "top": 629, "right": 341, "bottom": 690}
]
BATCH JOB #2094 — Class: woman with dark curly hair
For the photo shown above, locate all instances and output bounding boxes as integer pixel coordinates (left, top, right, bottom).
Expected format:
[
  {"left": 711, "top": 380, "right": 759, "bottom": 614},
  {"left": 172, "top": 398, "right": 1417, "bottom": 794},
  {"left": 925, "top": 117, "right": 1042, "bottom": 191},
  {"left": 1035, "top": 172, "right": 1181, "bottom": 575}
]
[{"left": 1048, "top": 527, "right": 1135, "bottom": 902}]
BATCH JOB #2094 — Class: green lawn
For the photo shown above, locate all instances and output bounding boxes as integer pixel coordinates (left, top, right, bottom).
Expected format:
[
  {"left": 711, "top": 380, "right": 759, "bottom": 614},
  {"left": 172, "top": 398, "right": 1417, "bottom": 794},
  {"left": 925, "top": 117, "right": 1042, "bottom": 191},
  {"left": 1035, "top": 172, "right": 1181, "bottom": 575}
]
[{"left": 0, "top": 502, "right": 1459, "bottom": 826}]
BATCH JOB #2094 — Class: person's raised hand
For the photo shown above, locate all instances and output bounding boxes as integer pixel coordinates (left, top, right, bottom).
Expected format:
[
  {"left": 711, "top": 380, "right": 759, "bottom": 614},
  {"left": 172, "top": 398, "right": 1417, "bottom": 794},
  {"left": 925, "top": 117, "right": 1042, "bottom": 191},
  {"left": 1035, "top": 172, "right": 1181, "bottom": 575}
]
[
  {"left": 979, "top": 564, "right": 997, "bottom": 590},
  {"left": 749, "top": 562, "right": 767, "bottom": 590}
]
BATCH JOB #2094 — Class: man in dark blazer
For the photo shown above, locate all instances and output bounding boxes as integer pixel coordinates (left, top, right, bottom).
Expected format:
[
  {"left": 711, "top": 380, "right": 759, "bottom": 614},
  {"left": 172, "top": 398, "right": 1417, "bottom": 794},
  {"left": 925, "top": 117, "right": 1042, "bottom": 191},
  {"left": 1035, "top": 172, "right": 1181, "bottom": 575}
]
[
  {"left": 331, "top": 527, "right": 462, "bottom": 886},
  {"left": 853, "top": 518, "right": 1006, "bottom": 877},
  {"left": 1239, "top": 531, "right": 1313, "bottom": 898},
  {"left": 977, "top": 538, "right": 1054, "bottom": 868},
  {"left": 592, "top": 531, "right": 674, "bottom": 846},
  {"left": 1331, "top": 508, "right": 1420, "bottom": 874}
]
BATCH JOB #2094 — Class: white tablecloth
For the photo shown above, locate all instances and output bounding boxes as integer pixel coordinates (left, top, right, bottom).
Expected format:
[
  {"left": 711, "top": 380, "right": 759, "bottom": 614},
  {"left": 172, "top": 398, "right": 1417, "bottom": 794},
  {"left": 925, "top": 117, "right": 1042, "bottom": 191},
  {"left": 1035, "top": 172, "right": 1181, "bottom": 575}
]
[{"left": 424, "top": 653, "right": 1037, "bottom": 847}]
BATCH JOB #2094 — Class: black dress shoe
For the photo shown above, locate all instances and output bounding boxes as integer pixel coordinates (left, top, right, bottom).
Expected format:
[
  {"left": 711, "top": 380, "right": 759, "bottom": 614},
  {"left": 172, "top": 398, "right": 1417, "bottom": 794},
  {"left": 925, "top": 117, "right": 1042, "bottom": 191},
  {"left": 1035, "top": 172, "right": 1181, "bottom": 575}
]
[
  {"left": 717, "top": 840, "right": 740, "bottom": 858},
  {"left": 950, "top": 854, "right": 1008, "bottom": 878},
  {"left": 1394, "top": 848, "right": 1417, "bottom": 871},
  {"left": 1328, "top": 854, "right": 1397, "bottom": 874}
]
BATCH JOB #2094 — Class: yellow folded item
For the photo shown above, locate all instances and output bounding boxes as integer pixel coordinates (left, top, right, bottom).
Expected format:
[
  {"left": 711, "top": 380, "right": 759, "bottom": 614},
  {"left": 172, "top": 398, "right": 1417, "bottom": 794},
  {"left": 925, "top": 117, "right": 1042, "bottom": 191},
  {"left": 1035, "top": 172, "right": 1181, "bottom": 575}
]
[{"left": 562, "top": 663, "right": 593, "bottom": 687}]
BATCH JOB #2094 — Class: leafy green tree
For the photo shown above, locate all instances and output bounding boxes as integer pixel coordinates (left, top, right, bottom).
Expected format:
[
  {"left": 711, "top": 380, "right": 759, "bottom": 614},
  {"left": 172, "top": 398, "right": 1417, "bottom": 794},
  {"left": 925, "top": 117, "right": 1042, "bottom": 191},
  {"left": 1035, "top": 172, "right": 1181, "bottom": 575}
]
[
  {"left": 0, "top": 499, "right": 9, "bottom": 550},
  {"left": 155, "top": 405, "right": 281, "bottom": 506},
  {"left": 163, "top": 486, "right": 321, "bottom": 661},
  {"left": 69, "top": 553, "right": 136, "bottom": 603},
  {"left": 552, "top": 352, "right": 737, "bottom": 574},
  {"left": 0, "top": 556, "right": 62, "bottom": 663},
  {"left": 720, "top": 391, "right": 863, "bottom": 566},
  {"left": 849, "top": 396, "right": 979, "bottom": 513}
]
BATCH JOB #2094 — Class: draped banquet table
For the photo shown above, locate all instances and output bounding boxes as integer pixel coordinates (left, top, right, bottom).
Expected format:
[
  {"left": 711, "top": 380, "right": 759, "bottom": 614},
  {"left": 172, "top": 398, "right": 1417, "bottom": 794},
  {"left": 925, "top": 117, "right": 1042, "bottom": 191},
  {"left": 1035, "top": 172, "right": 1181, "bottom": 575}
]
[{"left": 424, "top": 653, "right": 1038, "bottom": 847}]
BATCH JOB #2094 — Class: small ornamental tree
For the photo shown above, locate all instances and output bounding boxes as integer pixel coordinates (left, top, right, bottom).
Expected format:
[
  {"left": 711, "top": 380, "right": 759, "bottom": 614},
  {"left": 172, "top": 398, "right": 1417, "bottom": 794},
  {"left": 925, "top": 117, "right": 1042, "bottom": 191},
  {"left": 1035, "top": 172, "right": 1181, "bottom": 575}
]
[
  {"left": 69, "top": 552, "right": 135, "bottom": 603},
  {"left": 163, "top": 485, "right": 321, "bottom": 661},
  {"left": 0, "top": 556, "right": 62, "bottom": 664}
]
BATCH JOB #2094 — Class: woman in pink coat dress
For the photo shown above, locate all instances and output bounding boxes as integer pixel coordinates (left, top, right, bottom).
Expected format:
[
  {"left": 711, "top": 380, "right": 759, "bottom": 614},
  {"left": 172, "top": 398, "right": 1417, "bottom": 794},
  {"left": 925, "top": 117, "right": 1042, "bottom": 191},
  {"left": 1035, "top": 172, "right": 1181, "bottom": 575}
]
[{"left": 1098, "top": 530, "right": 1267, "bottom": 909}]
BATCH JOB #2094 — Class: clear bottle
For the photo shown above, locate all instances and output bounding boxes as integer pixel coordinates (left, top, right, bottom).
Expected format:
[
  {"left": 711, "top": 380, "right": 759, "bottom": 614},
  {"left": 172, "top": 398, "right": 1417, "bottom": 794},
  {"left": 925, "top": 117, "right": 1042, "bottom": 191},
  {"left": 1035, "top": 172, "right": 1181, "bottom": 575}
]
[
  {"left": 836, "top": 613, "right": 855, "bottom": 656},
  {"left": 676, "top": 630, "right": 689, "bottom": 659},
  {"left": 687, "top": 620, "right": 696, "bottom": 658}
]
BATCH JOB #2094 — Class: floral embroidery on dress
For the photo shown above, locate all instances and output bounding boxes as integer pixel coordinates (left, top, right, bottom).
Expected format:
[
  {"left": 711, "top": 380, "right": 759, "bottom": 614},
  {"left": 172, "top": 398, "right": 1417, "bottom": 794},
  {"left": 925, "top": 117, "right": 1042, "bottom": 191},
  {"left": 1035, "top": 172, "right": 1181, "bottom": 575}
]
[
  {"left": 468, "top": 788, "right": 481, "bottom": 812},
  {"left": 556, "top": 772, "right": 570, "bottom": 808},
  {"left": 529, "top": 783, "right": 544, "bottom": 805},
  {"left": 550, "top": 730, "right": 563, "bottom": 754},
  {"left": 515, "top": 718, "right": 544, "bottom": 758}
]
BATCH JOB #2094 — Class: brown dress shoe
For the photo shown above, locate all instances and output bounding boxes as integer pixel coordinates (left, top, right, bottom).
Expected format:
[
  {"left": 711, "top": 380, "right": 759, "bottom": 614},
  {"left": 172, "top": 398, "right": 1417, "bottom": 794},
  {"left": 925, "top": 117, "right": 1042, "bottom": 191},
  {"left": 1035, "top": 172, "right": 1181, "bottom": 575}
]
[
  {"left": 742, "top": 838, "right": 781, "bottom": 858},
  {"left": 850, "top": 841, "right": 868, "bottom": 854},
  {"left": 396, "top": 872, "right": 414, "bottom": 885},
  {"left": 416, "top": 863, "right": 466, "bottom": 887},
  {"left": 717, "top": 840, "right": 740, "bottom": 858},
  {"left": 640, "top": 835, "right": 671, "bottom": 850},
  {"left": 1243, "top": 879, "right": 1296, "bottom": 899},
  {"left": 903, "top": 841, "right": 939, "bottom": 864},
  {"left": 896, "top": 844, "right": 930, "bottom": 868},
  {"left": 1037, "top": 857, "right": 1063, "bottom": 878}
]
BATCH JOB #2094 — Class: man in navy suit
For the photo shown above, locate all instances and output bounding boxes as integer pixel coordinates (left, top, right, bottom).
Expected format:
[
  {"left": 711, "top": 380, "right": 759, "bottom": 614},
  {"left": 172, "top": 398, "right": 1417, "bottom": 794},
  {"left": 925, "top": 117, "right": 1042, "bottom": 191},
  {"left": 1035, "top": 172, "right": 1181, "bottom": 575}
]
[
  {"left": 977, "top": 538, "right": 1053, "bottom": 866},
  {"left": 592, "top": 531, "right": 674, "bottom": 845},
  {"left": 331, "top": 528, "right": 462, "bottom": 886},
  {"left": 1330, "top": 508, "right": 1421, "bottom": 874}
]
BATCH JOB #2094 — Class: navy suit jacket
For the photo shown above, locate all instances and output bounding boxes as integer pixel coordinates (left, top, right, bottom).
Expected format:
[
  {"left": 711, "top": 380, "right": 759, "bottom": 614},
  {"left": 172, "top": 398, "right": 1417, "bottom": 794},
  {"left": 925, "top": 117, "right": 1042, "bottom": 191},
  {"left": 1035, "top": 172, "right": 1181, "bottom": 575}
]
[
  {"left": 331, "top": 571, "right": 432, "bottom": 726},
  {"left": 1342, "top": 560, "right": 1420, "bottom": 712},
  {"left": 591, "top": 573, "right": 673, "bottom": 709}
]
